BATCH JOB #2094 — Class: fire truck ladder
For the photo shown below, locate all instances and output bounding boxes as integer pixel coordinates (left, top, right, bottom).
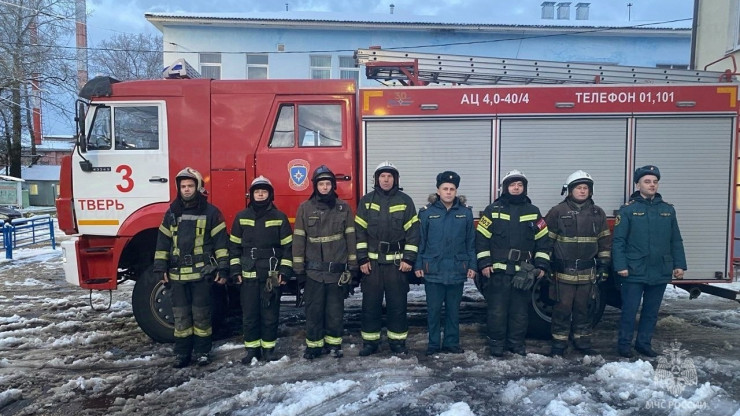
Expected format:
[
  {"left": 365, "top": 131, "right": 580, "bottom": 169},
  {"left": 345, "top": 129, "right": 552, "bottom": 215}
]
[{"left": 355, "top": 48, "right": 737, "bottom": 86}]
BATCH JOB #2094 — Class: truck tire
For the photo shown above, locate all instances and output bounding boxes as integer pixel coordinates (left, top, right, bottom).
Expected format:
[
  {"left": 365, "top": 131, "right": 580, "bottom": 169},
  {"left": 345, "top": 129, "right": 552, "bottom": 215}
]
[
  {"left": 132, "top": 266, "right": 175, "bottom": 343},
  {"left": 528, "top": 276, "right": 607, "bottom": 339}
]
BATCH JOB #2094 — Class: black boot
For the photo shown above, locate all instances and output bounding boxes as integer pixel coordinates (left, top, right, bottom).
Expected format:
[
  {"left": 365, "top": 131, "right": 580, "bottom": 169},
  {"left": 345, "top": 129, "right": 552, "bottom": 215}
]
[
  {"left": 303, "top": 347, "right": 322, "bottom": 360},
  {"left": 550, "top": 346, "right": 565, "bottom": 357},
  {"left": 261, "top": 347, "right": 278, "bottom": 362},
  {"left": 389, "top": 340, "right": 408, "bottom": 355},
  {"left": 358, "top": 342, "right": 379, "bottom": 357},
  {"left": 326, "top": 346, "right": 343, "bottom": 358},
  {"left": 173, "top": 354, "right": 191, "bottom": 368},
  {"left": 241, "top": 347, "right": 261, "bottom": 365},
  {"left": 196, "top": 353, "right": 211, "bottom": 367},
  {"left": 490, "top": 346, "right": 504, "bottom": 358},
  {"left": 508, "top": 345, "right": 527, "bottom": 356}
]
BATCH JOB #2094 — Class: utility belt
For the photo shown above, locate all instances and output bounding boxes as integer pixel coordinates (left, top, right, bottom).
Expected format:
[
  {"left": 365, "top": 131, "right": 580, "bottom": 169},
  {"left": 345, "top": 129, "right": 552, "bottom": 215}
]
[
  {"left": 169, "top": 253, "right": 211, "bottom": 268},
  {"left": 306, "top": 261, "right": 348, "bottom": 273},
  {"left": 376, "top": 240, "right": 405, "bottom": 254},
  {"left": 246, "top": 247, "right": 282, "bottom": 260},
  {"left": 553, "top": 258, "right": 596, "bottom": 273},
  {"left": 492, "top": 248, "right": 532, "bottom": 275}
]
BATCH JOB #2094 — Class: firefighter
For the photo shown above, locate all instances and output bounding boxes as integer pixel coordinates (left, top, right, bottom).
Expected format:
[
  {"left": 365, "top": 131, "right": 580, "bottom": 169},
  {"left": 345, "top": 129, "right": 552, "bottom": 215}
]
[
  {"left": 613, "top": 165, "right": 687, "bottom": 358},
  {"left": 293, "top": 165, "right": 357, "bottom": 360},
  {"left": 475, "top": 170, "right": 551, "bottom": 357},
  {"left": 545, "top": 170, "right": 611, "bottom": 357},
  {"left": 229, "top": 176, "right": 293, "bottom": 364},
  {"left": 153, "top": 167, "right": 229, "bottom": 368},
  {"left": 414, "top": 171, "right": 477, "bottom": 356},
  {"left": 355, "top": 161, "right": 420, "bottom": 356}
]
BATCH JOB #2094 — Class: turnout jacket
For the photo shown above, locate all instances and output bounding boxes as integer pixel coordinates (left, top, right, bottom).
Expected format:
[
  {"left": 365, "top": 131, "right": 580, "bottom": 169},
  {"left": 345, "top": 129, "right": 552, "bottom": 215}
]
[
  {"left": 292, "top": 197, "right": 358, "bottom": 283},
  {"left": 612, "top": 192, "right": 687, "bottom": 285},
  {"left": 475, "top": 194, "right": 552, "bottom": 274},
  {"left": 355, "top": 187, "right": 420, "bottom": 266},
  {"left": 228, "top": 203, "right": 293, "bottom": 280},
  {"left": 415, "top": 195, "right": 476, "bottom": 285},
  {"left": 153, "top": 194, "right": 229, "bottom": 281},
  {"left": 545, "top": 198, "right": 612, "bottom": 284}
]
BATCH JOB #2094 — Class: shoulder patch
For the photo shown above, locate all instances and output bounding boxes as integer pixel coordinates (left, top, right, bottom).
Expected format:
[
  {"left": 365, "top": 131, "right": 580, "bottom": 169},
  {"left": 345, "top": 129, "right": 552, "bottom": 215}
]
[
  {"left": 536, "top": 218, "right": 547, "bottom": 230},
  {"left": 615, "top": 214, "right": 621, "bottom": 226},
  {"left": 478, "top": 215, "right": 492, "bottom": 229}
]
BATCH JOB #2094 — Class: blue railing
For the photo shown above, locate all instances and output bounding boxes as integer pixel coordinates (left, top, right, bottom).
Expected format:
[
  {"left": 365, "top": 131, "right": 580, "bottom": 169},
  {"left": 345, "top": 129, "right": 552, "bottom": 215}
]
[{"left": 1, "top": 215, "right": 56, "bottom": 259}]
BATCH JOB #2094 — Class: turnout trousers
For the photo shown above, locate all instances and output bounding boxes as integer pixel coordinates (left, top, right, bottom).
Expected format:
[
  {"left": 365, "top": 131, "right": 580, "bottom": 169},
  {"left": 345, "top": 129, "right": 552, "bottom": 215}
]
[
  {"left": 304, "top": 277, "right": 345, "bottom": 348},
  {"left": 484, "top": 272, "right": 529, "bottom": 350},
  {"left": 360, "top": 262, "right": 410, "bottom": 344},
  {"left": 551, "top": 281, "right": 593, "bottom": 349},
  {"left": 171, "top": 279, "right": 212, "bottom": 356},
  {"left": 240, "top": 266, "right": 281, "bottom": 349}
]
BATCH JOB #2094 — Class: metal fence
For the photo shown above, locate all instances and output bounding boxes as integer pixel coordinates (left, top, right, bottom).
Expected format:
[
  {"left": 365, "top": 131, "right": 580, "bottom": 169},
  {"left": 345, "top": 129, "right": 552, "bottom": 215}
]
[{"left": 1, "top": 215, "right": 56, "bottom": 259}]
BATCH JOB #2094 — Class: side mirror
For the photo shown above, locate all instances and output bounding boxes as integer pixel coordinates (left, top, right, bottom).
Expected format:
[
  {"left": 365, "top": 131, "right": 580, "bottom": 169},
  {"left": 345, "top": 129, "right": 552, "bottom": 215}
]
[{"left": 77, "top": 102, "right": 87, "bottom": 153}]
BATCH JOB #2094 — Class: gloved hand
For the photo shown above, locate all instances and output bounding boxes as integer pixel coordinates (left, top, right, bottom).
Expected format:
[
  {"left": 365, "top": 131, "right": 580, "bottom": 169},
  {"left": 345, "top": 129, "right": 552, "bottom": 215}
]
[
  {"left": 511, "top": 269, "right": 535, "bottom": 291},
  {"left": 596, "top": 266, "right": 610, "bottom": 283},
  {"left": 295, "top": 273, "right": 307, "bottom": 289}
]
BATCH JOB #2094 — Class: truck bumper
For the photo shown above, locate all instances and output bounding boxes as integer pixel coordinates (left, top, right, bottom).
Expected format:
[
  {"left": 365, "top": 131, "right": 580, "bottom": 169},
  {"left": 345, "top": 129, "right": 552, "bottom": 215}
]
[{"left": 61, "top": 238, "right": 81, "bottom": 287}]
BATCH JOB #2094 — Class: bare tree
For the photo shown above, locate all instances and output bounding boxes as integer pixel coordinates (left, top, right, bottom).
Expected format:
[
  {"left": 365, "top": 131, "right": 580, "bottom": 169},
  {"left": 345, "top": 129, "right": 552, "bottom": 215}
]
[
  {"left": 89, "top": 33, "right": 163, "bottom": 80},
  {"left": 0, "top": 0, "right": 77, "bottom": 177}
]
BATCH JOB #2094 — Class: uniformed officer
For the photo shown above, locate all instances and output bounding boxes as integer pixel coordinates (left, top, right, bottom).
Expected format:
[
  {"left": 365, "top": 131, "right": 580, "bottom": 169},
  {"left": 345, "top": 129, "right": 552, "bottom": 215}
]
[
  {"left": 293, "top": 165, "right": 357, "bottom": 359},
  {"left": 475, "top": 170, "right": 551, "bottom": 357},
  {"left": 613, "top": 165, "right": 686, "bottom": 358},
  {"left": 153, "top": 167, "right": 229, "bottom": 368},
  {"left": 415, "top": 171, "right": 476, "bottom": 356},
  {"left": 545, "top": 170, "right": 611, "bottom": 356},
  {"left": 355, "top": 161, "right": 420, "bottom": 356},
  {"left": 229, "top": 176, "right": 293, "bottom": 364}
]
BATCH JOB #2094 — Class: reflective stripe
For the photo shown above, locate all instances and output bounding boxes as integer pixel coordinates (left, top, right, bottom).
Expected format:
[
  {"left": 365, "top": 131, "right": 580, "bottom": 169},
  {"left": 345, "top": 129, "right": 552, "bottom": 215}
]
[
  {"left": 368, "top": 252, "right": 403, "bottom": 261},
  {"left": 477, "top": 250, "right": 491, "bottom": 259},
  {"left": 240, "top": 219, "right": 255, "bottom": 226},
  {"left": 355, "top": 216, "right": 368, "bottom": 229},
  {"left": 368, "top": 252, "right": 379, "bottom": 259},
  {"left": 211, "top": 222, "right": 226, "bottom": 237},
  {"left": 230, "top": 258, "right": 240, "bottom": 266},
  {"left": 361, "top": 331, "right": 381, "bottom": 341},
  {"left": 174, "top": 327, "right": 193, "bottom": 338},
  {"left": 520, "top": 214, "right": 538, "bottom": 222},
  {"left": 281, "top": 235, "right": 293, "bottom": 245},
  {"left": 242, "top": 271, "right": 258, "bottom": 278},
  {"left": 215, "top": 248, "right": 228, "bottom": 258},
  {"left": 281, "top": 259, "right": 293, "bottom": 267},
  {"left": 308, "top": 233, "right": 343, "bottom": 243},
  {"left": 387, "top": 330, "right": 407, "bottom": 340},
  {"left": 324, "top": 335, "right": 342, "bottom": 345},
  {"left": 348, "top": 254, "right": 357, "bottom": 261},
  {"left": 553, "top": 235, "right": 599, "bottom": 243},
  {"left": 389, "top": 204, "right": 406, "bottom": 213},
  {"left": 597, "top": 229, "right": 611, "bottom": 238},
  {"left": 404, "top": 244, "right": 418, "bottom": 253},
  {"left": 364, "top": 203, "right": 381, "bottom": 211},
  {"left": 598, "top": 251, "right": 611, "bottom": 258},
  {"left": 244, "top": 340, "right": 261, "bottom": 348},
  {"left": 154, "top": 251, "right": 169, "bottom": 260},
  {"left": 534, "top": 252, "right": 550, "bottom": 261},
  {"left": 169, "top": 272, "right": 202, "bottom": 281},
  {"left": 294, "top": 229, "right": 306, "bottom": 236},
  {"left": 181, "top": 214, "right": 207, "bottom": 221},
  {"left": 356, "top": 242, "right": 368, "bottom": 250},
  {"left": 403, "top": 215, "right": 418, "bottom": 231},
  {"left": 193, "top": 326, "right": 212, "bottom": 337},
  {"left": 158, "top": 224, "right": 172, "bottom": 237},
  {"left": 230, "top": 235, "right": 242, "bottom": 244},
  {"left": 476, "top": 225, "right": 492, "bottom": 238},
  {"left": 491, "top": 212, "right": 511, "bottom": 221},
  {"left": 345, "top": 226, "right": 355, "bottom": 234},
  {"left": 552, "top": 333, "right": 569, "bottom": 341},
  {"left": 293, "top": 256, "right": 304, "bottom": 264},
  {"left": 265, "top": 220, "right": 283, "bottom": 227},
  {"left": 555, "top": 271, "right": 594, "bottom": 283},
  {"left": 492, "top": 262, "right": 521, "bottom": 272},
  {"left": 306, "top": 339, "right": 325, "bottom": 348},
  {"left": 535, "top": 227, "right": 548, "bottom": 240},
  {"left": 261, "top": 339, "right": 276, "bottom": 349}
]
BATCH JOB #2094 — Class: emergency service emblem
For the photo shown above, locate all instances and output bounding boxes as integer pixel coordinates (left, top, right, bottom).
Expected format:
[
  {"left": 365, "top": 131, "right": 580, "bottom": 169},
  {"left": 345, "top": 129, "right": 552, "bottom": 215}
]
[{"left": 288, "top": 159, "right": 310, "bottom": 191}]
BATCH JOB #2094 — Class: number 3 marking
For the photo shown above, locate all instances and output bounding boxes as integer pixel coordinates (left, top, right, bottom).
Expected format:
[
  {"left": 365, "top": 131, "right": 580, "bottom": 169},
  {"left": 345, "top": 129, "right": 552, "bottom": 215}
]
[{"left": 116, "top": 164, "right": 134, "bottom": 192}]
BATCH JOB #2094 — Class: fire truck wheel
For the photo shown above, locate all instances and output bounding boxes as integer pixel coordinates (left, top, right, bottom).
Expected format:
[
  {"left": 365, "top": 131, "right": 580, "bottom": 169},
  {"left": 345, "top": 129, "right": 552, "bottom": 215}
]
[
  {"left": 527, "top": 277, "right": 607, "bottom": 339},
  {"left": 132, "top": 266, "right": 175, "bottom": 343}
]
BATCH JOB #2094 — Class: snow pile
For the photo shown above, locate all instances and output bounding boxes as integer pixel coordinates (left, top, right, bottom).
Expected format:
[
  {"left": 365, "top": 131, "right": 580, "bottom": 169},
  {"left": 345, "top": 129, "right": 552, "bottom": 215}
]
[{"left": 0, "top": 388, "right": 22, "bottom": 407}]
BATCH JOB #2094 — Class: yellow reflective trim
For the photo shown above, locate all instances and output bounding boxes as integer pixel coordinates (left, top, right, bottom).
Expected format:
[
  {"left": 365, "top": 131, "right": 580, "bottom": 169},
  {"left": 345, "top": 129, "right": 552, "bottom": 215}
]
[
  {"left": 294, "top": 229, "right": 306, "bottom": 236},
  {"left": 215, "top": 248, "right": 228, "bottom": 258},
  {"left": 368, "top": 252, "right": 379, "bottom": 259},
  {"left": 281, "top": 259, "right": 293, "bottom": 267},
  {"left": 389, "top": 204, "right": 407, "bottom": 213},
  {"left": 230, "top": 258, "right": 240, "bottom": 266},
  {"left": 265, "top": 220, "right": 283, "bottom": 227},
  {"left": 308, "top": 234, "right": 343, "bottom": 243},
  {"left": 597, "top": 229, "right": 611, "bottom": 238},
  {"left": 477, "top": 250, "right": 491, "bottom": 259},
  {"left": 169, "top": 272, "right": 202, "bottom": 281},
  {"left": 404, "top": 244, "right": 418, "bottom": 253},
  {"left": 242, "top": 271, "right": 258, "bottom": 278},
  {"left": 385, "top": 253, "right": 403, "bottom": 261},
  {"left": 356, "top": 242, "right": 368, "bottom": 249},
  {"left": 598, "top": 251, "right": 612, "bottom": 258},
  {"left": 345, "top": 226, "right": 355, "bottom": 234},
  {"left": 492, "top": 262, "right": 520, "bottom": 272},
  {"left": 365, "top": 203, "right": 381, "bottom": 211},
  {"left": 534, "top": 252, "right": 550, "bottom": 261},
  {"left": 520, "top": 214, "right": 538, "bottom": 222},
  {"left": 348, "top": 254, "right": 357, "bottom": 261},
  {"left": 174, "top": 327, "right": 193, "bottom": 338},
  {"left": 554, "top": 235, "right": 599, "bottom": 243},
  {"left": 355, "top": 216, "right": 368, "bottom": 229},
  {"left": 324, "top": 335, "right": 342, "bottom": 345},
  {"left": 535, "top": 227, "right": 549, "bottom": 240},
  {"left": 361, "top": 331, "right": 381, "bottom": 341},
  {"left": 491, "top": 212, "right": 510, "bottom": 221},
  {"left": 261, "top": 339, "right": 276, "bottom": 349},
  {"left": 211, "top": 222, "right": 226, "bottom": 237},
  {"left": 240, "top": 219, "right": 256, "bottom": 226},
  {"left": 548, "top": 231, "right": 558, "bottom": 239},
  {"left": 281, "top": 235, "right": 293, "bottom": 245},
  {"left": 193, "top": 326, "right": 212, "bottom": 337},
  {"left": 306, "top": 339, "right": 325, "bottom": 348},
  {"left": 196, "top": 219, "right": 207, "bottom": 233},
  {"left": 555, "top": 272, "right": 594, "bottom": 283},
  {"left": 154, "top": 251, "right": 169, "bottom": 260},
  {"left": 477, "top": 225, "right": 492, "bottom": 239},
  {"left": 230, "top": 235, "right": 242, "bottom": 244},
  {"left": 293, "top": 257, "right": 304, "bottom": 264},
  {"left": 403, "top": 215, "right": 418, "bottom": 231},
  {"left": 244, "top": 340, "right": 261, "bottom": 348},
  {"left": 387, "top": 331, "right": 407, "bottom": 340},
  {"left": 158, "top": 224, "right": 172, "bottom": 237}
]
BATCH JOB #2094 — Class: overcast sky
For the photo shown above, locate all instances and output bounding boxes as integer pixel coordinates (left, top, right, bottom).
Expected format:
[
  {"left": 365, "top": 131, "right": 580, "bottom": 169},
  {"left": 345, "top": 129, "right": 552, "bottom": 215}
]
[{"left": 84, "top": 0, "right": 695, "bottom": 42}]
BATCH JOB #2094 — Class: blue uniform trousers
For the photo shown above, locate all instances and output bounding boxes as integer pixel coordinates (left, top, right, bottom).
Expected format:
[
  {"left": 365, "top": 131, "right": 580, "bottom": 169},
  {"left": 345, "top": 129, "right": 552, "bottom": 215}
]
[
  {"left": 618, "top": 282, "right": 667, "bottom": 351},
  {"left": 424, "top": 281, "right": 464, "bottom": 350}
]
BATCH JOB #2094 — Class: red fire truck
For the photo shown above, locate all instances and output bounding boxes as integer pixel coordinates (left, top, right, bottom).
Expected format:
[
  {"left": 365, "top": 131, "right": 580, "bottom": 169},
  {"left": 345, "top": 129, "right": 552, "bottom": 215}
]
[{"left": 56, "top": 49, "right": 740, "bottom": 342}]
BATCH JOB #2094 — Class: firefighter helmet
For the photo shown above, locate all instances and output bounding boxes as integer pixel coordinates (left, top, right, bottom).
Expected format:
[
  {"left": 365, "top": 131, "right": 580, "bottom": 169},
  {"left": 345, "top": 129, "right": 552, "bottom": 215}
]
[
  {"left": 501, "top": 169, "right": 527, "bottom": 188},
  {"left": 249, "top": 175, "right": 274, "bottom": 194},
  {"left": 561, "top": 170, "right": 594, "bottom": 195},
  {"left": 175, "top": 167, "right": 205, "bottom": 194},
  {"left": 374, "top": 160, "right": 399, "bottom": 188},
  {"left": 312, "top": 165, "right": 336, "bottom": 184}
]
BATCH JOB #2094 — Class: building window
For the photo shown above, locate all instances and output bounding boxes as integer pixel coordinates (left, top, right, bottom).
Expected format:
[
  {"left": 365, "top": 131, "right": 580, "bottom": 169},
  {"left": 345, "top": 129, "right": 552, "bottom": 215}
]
[
  {"left": 557, "top": 2, "right": 571, "bottom": 19},
  {"left": 339, "top": 56, "right": 359, "bottom": 83},
  {"left": 575, "top": 2, "right": 589, "bottom": 20},
  {"left": 541, "top": 1, "right": 555, "bottom": 19},
  {"left": 29, "top": 184, "right": 39, "bottom": 196},
  {"left": 200, "top": 53, "right": 221, "bottom": 80},
  {"left": 310, "top": 55, "right": 331, "bottom": 79},
  {"left": 247, "top": 54, "right": 268, "bottom": 79}
]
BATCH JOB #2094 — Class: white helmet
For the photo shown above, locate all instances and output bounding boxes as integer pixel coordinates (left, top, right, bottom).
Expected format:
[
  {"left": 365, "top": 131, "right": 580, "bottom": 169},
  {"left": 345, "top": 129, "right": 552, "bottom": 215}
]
[
  {"left": 501, "top": 169, "right": 527, "bottom": 187},
  {"left": 250, "top": 175, "right": 273, "bottom": 193},
  {"left": 175, "top": 167, "right": 206, "bottom": 194},
  {"left": 562, "top": 170, "right": 594, "bottom": 196},
  {"left": 374, "top": 160, "right": 399, "bottom": 188}
]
